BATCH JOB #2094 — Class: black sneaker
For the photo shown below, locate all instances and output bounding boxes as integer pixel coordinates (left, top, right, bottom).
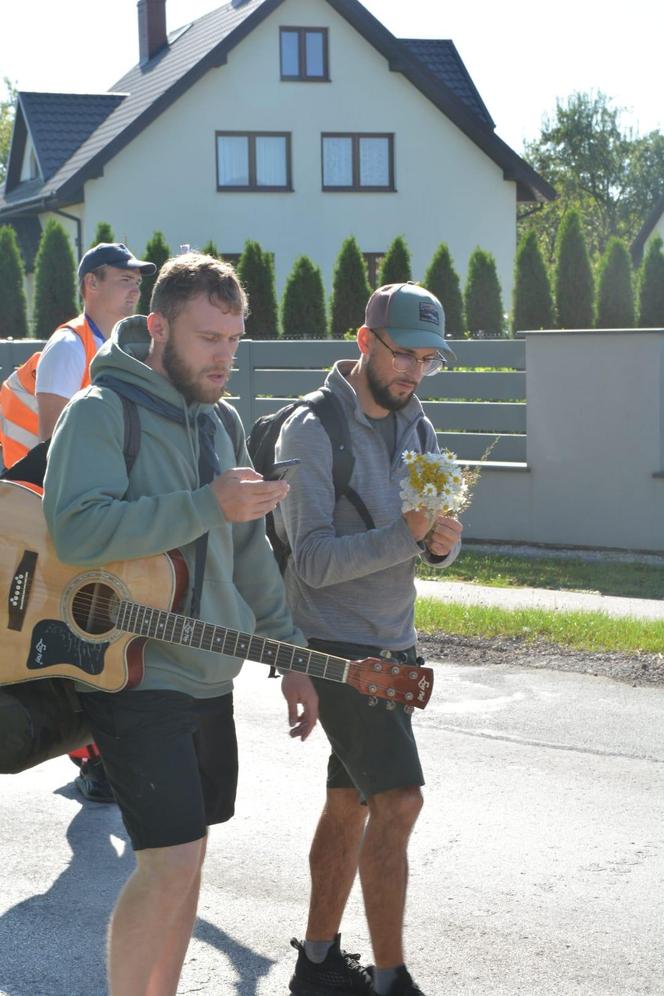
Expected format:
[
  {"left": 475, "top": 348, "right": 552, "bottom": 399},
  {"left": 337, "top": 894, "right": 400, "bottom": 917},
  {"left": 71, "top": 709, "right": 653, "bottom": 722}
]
[
  {"left": 380, "top": 966, "right": 425, "bottom": 996},
  {"left": 74, "top": 758, "right": 115, "bottom": 804},
  {"left": 289, "top": 934, "right": 373, "bottom": 995}
]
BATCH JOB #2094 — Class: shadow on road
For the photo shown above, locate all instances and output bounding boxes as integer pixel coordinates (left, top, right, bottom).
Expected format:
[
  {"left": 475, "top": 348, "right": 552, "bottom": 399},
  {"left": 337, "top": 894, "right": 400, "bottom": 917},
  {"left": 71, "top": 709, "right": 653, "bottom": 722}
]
[{"left": 0, "top": 778, "right": 275, "bottom": 996}]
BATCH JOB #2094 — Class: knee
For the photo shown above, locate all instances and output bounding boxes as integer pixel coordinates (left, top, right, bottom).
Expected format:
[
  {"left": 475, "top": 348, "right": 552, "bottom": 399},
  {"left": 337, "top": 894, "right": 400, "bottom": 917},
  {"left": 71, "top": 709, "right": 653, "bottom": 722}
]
[
  {"left": 369, "top": 786, "right": 423, "bottom": 830},
  {"left": 136, "top": 837, "right": 206, "bottom": 895}
]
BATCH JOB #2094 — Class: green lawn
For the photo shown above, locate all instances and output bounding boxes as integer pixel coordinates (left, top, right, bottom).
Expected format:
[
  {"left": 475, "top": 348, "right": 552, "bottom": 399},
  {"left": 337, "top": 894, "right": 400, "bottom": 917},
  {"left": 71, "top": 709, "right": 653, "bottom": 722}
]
[
  {"left": 415, "top": 599, "right": 664, "bottom": 655},
  {"left": 417, "top": 549, "right": 663, "bottom": 600}
]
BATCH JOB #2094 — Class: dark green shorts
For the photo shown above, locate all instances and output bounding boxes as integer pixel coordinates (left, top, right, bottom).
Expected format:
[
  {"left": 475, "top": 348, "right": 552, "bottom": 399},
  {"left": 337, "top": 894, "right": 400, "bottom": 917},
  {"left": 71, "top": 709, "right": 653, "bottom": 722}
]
[{"left": 308, "top": 639, "right": 425, "bottom": 802}]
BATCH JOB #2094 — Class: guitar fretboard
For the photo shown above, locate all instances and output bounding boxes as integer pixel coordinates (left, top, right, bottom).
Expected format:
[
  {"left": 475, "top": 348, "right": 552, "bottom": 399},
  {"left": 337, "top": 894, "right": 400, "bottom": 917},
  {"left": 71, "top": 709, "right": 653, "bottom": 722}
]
[{"left": 116, "top": 600, "right": 349, "bottom": 683}]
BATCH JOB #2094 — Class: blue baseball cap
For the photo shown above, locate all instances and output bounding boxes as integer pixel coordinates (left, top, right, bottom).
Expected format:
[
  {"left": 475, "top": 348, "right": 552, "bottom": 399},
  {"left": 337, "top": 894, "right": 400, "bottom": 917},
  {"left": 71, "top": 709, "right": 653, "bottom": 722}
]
[{"left": 78, "top": 242, "right": 156, "bottom": 280}]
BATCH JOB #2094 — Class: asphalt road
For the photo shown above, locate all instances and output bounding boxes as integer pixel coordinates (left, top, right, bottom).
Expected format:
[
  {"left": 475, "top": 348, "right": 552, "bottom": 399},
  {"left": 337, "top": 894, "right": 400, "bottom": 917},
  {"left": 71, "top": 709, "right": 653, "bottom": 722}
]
[{"left": 1, "top": 658, "right": 663, "bottom": 996}]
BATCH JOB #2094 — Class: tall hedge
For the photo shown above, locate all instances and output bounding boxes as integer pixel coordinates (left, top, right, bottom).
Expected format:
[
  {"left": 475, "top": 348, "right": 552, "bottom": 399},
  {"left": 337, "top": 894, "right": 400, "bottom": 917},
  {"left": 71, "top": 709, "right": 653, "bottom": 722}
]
[
  {"left": 422, "top": 242, "right": 464, "bottom": 336},
  {"left": 554, "top": 210, "right": 594, "bottom": 329},
  {"left": 91, "top": 221, "right": 114, "bottom": 246},
  {"left": 32, "top": 219, "right": 77, "bottom": 339},
  {"left": 595, "top": 237, "right": 635, "bottom": 329},
  {"left": 329, "top": 236, "right": 371, "bottom": 339},
  {"left": 0, "top": 225, "right": 28, "bottom": 338},
  {"left": 281, "top": 255, "right": 327, "bottom": 339},
  {"left": 201, "top": 240, "right": 220, "bottom": 259},
  {"left": 512, "top": 230, "right": 554, "bottom": 333},
  {"left": 237, "top": 240, "right": 278, "bottom": 338},
  {"left": 378, "top": 235, "right": 412, "bottom": 286},
  {"left": 138, "top": 231, "right": 170, "bottom": 314},
  {"left": 464, "top": 248, "right": 504, "bottom": 337},
  {"left": 638, "top": 235, "right": 664, "bottom": 327}
]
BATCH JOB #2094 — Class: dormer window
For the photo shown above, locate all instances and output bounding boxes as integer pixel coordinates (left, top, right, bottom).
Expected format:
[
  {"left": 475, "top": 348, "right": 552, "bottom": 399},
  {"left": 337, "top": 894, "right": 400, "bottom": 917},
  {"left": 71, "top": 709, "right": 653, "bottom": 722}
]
[{"left": 280, "top": 28, "right": 329, "bottom": 81}]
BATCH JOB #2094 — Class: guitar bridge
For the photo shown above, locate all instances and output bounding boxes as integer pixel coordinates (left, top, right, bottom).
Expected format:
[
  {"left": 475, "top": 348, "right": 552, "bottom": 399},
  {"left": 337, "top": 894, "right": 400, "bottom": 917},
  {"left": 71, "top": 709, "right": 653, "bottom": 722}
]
[{"left": 8, "top": 550, "right": 38, "bottom": 632}]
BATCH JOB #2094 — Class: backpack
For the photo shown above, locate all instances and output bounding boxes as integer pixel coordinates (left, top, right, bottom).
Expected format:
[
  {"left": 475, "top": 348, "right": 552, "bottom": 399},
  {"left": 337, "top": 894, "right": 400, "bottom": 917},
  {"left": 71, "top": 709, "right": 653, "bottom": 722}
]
[{"left": 247, "top": 387, "right": 427, "bottom": 571}]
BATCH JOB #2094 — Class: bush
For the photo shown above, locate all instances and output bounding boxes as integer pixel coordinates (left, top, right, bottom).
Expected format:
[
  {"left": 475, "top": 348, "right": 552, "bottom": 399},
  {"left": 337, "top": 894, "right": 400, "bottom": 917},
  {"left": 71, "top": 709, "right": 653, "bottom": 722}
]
[
  {"left": 138, "top": 231, "right": 170, "bottom": 314},
  {"left": 91, "top": 221, "right": 114, "bottom": 246},
  {"left": 281, "top": 255, "right": 327, "bottom": 339},
  {"left": 595, "top": 237, "right": 635, "bottom": 329},
  {"left": 422, "top": 242, "right": 464, "bottom": 336},
  {"left": 32, "top": 219, "right": 77, "bottom": 338},
  {"left": 554, "top": 210, "right": 594, "bottom": 328},
  {"left": 378, "top": 235, "right": 412, "bottom": 286},
  {"left": 512, "top": 230, "right": 554, "bottom": 332},
  {"left": 329, "top": 236, "right": 371, "bottom": 339},
  {"left": 0, "top": 225, "right": 28, "bottom": 338},
  {"left": 637, "top": 235, "right": 664, "bottom": 327},
  {"left": 200, "top": 240, "right": 220, "bottom": 259},
  {"left": 464, "top": 248, "right": 504, "bottom": 337},
  {"left": 237, "top": 240, "right": 279, "bottom": 338}
]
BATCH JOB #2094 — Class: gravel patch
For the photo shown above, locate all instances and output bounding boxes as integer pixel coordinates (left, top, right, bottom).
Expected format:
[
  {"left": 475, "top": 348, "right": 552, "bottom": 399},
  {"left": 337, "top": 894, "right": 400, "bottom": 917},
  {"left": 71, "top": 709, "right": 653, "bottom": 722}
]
[{"left": 418, "top": 631, "right": 664, "bottom": 687}]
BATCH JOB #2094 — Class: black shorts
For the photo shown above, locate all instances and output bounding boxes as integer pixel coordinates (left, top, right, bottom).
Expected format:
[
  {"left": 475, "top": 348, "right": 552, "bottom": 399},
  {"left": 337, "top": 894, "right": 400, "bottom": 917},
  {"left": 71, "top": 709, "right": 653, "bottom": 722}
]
[
  {"left": 308, "top": 639, "right": 425, "bottom": 802},
  {"left": 79, "top": 688, "right": 238, "bottom": 851}
]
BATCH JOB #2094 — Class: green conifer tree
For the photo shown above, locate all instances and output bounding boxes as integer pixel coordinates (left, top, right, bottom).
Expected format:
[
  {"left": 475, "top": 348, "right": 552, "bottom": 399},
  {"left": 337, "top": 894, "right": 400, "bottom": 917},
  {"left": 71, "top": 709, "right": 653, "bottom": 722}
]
[
  {"left": 91, "top": 221, "right": 115, "bottom": 246},
  {"left": 201, "top": 240, "right": 220, "bottom": 259},
  {"left": 422, "top": 242, "right": 464, "bottom": 336},
  {"left": 32, "top": 219, "right": 77, "bottom": 339},
  {"left": 377, "top": 235, "right": 412, "bottom": 286},
  {"left": 595, "top": 237, "right": 635, "bottom": 329},
  {"left": 464, "top": 248, "right": 504, "bottom": 337},
  {"left": 511, "top": 230, "right": 554, "bottom": 332},
  {"left": 237, "top": 240, "right": 279, "bottom": 338},
  {"left": 138, "top": 231, "right": 170, "bottom": 314},
  {"left": 281, "top": 255, "right": 327, "bottom": 339},
  {"left": 329, "top": 236, "right": 371, "bottom": 339},
  {"left": 0, "top": 225, "right": 28, "bottom": 338},
  {"left": 554, "top": 210, "right": 594, "bottom": 328},
  {"left": 637, "top": 235, "right": 664, "bottom": 327}
]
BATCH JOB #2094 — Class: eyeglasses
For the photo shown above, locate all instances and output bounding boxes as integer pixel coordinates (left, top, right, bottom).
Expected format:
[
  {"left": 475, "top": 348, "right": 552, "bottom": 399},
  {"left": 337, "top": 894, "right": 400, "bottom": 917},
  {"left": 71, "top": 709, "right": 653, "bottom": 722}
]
[{"left": 371, "top": 330, "right": 446, "bottom": 377}]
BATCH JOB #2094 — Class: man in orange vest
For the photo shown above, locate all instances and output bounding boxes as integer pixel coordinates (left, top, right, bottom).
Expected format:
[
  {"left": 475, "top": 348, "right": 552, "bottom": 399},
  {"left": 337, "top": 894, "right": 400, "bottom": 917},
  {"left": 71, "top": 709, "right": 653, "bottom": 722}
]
[{"left": 0, "top": 241, "right": 156, "bottom": 801}]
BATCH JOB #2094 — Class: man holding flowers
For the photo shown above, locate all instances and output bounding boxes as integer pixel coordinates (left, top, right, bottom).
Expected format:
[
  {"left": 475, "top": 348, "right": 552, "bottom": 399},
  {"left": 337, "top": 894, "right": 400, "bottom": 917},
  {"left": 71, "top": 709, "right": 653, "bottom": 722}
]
[{"left": 275, "top": 282, "right": 463, "bottom": 996}]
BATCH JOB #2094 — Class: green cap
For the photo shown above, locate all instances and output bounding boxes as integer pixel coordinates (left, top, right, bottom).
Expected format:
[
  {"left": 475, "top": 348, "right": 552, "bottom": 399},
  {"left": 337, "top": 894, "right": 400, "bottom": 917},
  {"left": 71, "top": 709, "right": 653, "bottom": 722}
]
[{"left": 364, "top": 282, "right": 454, "bottom": 357}]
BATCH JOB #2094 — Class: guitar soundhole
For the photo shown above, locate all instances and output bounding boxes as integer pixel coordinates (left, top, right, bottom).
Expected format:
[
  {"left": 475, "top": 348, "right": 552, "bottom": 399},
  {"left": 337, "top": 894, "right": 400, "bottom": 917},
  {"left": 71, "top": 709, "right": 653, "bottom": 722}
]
[{"left": 71, "top": 583, "right": 118, "bottom": 636}]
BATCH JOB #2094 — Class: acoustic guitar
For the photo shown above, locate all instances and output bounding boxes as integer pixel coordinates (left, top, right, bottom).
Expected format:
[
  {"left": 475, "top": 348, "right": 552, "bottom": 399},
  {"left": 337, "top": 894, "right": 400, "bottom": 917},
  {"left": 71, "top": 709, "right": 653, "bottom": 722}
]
[{"left": 1, "top": 481, "right": 433, "bottom": 712}]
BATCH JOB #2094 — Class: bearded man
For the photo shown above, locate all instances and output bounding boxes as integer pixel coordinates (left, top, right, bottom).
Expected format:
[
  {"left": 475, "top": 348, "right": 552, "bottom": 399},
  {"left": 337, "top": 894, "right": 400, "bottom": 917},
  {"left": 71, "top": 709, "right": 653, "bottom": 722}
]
[
  {"left": 274, "top": 282, "right": 463, "bottom": 996},
  {"left": 43, "top": 252, "right": 317, "bottom": 996}
]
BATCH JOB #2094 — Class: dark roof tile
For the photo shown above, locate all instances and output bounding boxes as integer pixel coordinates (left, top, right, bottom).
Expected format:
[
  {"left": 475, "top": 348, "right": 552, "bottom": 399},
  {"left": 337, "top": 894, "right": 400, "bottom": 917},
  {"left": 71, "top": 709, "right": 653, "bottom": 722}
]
[{"left": 399, "top": 39, "right": 494, "bottom": 129}]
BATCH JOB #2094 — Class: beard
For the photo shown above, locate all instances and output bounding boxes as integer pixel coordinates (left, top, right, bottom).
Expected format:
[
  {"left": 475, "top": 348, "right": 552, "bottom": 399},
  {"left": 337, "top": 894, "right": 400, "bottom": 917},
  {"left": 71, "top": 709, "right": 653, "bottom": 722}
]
[
  {"left": 365, "top": 357, "right": 416, "bottom": 412},
  {"left": 162, "top": 337, "right": 230, "bottom": 405}
]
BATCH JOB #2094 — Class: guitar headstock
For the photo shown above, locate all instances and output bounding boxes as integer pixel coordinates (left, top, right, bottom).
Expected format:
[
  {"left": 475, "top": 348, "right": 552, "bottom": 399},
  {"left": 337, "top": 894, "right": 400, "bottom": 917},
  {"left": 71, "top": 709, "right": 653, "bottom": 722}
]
[{"left": 346, "top": 658, "right": 434, "bottom": 711}]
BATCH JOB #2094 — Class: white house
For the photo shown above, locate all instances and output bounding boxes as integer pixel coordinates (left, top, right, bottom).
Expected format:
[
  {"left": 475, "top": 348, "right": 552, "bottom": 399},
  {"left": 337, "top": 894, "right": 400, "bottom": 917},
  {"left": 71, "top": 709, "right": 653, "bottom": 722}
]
[{"left": 1, "top": 0, "right": 554, "bottom": 309}]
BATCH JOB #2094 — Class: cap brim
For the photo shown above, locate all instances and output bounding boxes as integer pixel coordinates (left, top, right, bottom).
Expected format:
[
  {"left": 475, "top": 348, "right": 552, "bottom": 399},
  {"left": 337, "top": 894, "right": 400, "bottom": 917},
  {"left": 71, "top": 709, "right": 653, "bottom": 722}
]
[
  {"left": 120, "top": 260, "right": 157, "bottom": 275},
  {"left": 388, "top": 328, "right": 456, "bottom": 359}
]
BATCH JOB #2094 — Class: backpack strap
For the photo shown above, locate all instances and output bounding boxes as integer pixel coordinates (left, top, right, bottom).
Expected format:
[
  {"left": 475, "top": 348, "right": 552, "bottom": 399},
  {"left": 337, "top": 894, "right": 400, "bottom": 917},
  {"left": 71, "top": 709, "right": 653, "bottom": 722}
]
[
  {"left": 305, "top": 388, "right": 375, "bottom": 531},
  {"left": 117, "top": 394, "right": 141, "bottom": 477},
  {"left": 214, "top": 399, "right": 243, "bottom": 463},
  {"left": 416, "top": 417, "right": 429, "bottom": 453}
]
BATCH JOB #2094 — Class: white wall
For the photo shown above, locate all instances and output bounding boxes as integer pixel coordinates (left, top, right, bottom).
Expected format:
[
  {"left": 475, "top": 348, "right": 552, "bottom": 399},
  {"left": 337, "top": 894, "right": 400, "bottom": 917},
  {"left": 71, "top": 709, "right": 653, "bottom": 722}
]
[{"left": 82, "top": 0, "right": 517, "bottom": 302}]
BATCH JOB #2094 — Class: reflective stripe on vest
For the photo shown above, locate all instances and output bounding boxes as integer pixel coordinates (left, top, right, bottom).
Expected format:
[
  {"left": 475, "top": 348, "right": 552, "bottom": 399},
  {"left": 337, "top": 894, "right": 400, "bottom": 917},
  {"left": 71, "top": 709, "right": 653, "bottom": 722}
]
[{"left": 0, "top": 315, "right": 100, "bottom": 468}]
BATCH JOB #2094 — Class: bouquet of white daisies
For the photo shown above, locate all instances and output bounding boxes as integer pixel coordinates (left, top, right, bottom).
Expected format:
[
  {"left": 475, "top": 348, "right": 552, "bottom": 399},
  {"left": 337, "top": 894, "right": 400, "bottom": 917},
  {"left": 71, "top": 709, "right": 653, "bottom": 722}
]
[{"left": 399, "top": 449, "right": 474, "bottom": 517}]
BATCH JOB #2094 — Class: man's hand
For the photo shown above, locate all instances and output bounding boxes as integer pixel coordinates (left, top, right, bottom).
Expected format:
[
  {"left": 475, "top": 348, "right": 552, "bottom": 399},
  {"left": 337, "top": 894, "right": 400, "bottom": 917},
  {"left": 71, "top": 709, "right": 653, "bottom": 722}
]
[
  {"left": 281, "top": 672, "right": 319, "bottom": 741},
  {"left": 425, "top": 513, "right": 463, "bottom": 557},
  {"left": 210, "top": 467, "right": 289, "bottom": 522},
  {"left": 403, "top": 508, "right": 433, "bottom": 542}
]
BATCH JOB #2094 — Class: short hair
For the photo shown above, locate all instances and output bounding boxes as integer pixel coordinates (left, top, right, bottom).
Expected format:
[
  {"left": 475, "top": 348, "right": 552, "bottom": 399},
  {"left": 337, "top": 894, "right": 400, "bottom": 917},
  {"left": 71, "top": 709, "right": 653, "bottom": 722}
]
[
  {"left": 79, "top": 264, "right": 109, "bottom": 301},
  {"left": 150, "top": 252, "right": 248, "bottom": 323}
]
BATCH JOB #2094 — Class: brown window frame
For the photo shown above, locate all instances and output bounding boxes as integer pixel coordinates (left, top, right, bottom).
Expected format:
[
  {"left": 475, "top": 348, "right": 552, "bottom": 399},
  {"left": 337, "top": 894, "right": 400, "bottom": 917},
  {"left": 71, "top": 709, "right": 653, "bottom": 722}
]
[
  {"left": 321, "top": 133, "right": 395, "bottom": 192},
  {"left": 215, "top": 131, "right": 293, "bottom": 192},
  {"left": 280, "top": 27, "right": 330, "bottom": 81}
]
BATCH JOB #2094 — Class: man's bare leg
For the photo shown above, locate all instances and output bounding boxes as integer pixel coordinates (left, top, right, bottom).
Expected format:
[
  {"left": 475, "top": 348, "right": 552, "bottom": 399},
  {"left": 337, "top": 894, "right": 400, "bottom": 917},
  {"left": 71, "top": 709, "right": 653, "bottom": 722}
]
[
  {"left": 359, "top": 786, "right": 423, "bottom": 968},
  {"left": 108, "top": 836, "right": 207, "bottom": 996},
  {"left": 306, "top": 788, "right": 367, "bottom": 939}
]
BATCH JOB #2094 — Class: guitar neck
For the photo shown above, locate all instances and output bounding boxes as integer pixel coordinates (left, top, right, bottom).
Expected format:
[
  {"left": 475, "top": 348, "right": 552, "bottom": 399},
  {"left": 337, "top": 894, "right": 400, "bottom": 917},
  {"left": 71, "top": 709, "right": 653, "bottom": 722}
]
[{"left": 115, "top": 600, "right": 349, "bottom": 681}]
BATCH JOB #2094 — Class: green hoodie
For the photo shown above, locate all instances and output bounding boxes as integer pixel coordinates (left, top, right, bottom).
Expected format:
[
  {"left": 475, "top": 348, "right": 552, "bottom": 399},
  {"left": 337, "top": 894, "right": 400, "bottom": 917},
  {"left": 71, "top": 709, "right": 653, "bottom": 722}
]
[{"left": 43, "top": 315, "right": 302, "bottom": 697}]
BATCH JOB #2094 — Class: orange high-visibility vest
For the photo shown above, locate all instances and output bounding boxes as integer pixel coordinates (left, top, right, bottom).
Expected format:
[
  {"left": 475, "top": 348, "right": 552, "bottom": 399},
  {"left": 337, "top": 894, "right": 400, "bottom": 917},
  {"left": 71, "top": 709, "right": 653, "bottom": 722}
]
[{"left": 0, "top": 315, "right": 99, "bottom": 469}]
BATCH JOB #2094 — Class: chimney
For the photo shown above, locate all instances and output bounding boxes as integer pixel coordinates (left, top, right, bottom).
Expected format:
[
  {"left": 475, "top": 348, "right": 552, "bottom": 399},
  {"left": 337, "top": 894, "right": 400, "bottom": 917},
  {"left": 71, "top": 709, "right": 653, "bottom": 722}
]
[{"left": 138, "top": 0, "right": 168, "bottom": 65}]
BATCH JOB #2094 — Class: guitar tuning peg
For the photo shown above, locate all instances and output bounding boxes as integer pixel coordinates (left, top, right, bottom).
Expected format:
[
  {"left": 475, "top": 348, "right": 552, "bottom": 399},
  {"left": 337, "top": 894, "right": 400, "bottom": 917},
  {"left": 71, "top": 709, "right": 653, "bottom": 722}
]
[
  {"left": 403, "top": 705, "right": 414, "bottom": 715},
  {"left": 368, "top": 697, "right": 378, "bottom": 708},
  {"left": 385, "top": 700, "right": 397, "bottom": 711}
]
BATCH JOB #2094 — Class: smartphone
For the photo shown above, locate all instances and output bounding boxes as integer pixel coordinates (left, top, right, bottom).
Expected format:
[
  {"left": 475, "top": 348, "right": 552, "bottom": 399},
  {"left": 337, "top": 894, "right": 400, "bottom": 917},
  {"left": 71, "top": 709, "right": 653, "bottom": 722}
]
[{"left": 265, "top": 458, "right": 301, "bottom": 481}]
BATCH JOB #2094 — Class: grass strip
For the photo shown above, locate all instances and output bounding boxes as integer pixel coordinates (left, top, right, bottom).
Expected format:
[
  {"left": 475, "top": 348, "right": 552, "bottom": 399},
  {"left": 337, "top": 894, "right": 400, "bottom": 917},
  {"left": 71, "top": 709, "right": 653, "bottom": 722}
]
[
  {"left": 417, "top": 550, "right": 664, "bottom": 600},
  {"left": 415, "top": 598, "right": 664, "bottom": 655}
]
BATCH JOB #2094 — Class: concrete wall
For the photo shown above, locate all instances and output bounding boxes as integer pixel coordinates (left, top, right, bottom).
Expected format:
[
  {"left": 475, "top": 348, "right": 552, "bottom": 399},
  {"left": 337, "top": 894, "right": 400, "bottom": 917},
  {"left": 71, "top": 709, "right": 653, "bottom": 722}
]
[{"left": 79, "top": 0, "right": 517, "bottom": 300}]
